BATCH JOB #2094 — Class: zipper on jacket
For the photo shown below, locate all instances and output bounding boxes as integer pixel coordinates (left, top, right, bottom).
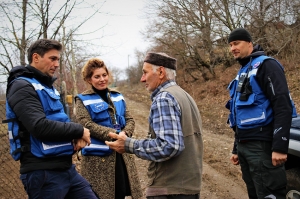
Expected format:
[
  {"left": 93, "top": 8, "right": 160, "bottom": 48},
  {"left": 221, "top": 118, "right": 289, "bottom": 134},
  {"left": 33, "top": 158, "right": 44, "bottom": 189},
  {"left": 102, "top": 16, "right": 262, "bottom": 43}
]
[{"left": 268, "top": 76, "right": 275, "bottom": 96}]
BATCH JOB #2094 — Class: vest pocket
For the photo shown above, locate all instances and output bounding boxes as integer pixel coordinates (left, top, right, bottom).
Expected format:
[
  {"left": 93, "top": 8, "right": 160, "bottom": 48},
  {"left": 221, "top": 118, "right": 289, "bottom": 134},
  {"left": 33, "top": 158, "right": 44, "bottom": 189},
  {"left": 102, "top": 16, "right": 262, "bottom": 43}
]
[
  {"left": 237, "top": 106, "right": 267, "bottom": 127},
  {"left": 42, "top": 89, "right": 64, "bottom": 112},
  {"left": 228, "top": 79, "right": 237, "bottom": 98},
  {"left": 236, "top": 94, "right": 269, "bottom": 127},
  {"left": 225, "top": 99, "right": 236, "bottom": 128},
  {"left": 116, "top": 115, "right": 126, "bottom": 127},
  {"left": 30, "top": 136, "right": 73, "bottom": 157},
  {"left": 147, "top": 162, "right": 157, "bottom": 186},
  {"left": 262, "top": 160, "right": 287, "bottom": 190},
  {"left": 89, "top": 103, "right": 111, "bottom": 125}
]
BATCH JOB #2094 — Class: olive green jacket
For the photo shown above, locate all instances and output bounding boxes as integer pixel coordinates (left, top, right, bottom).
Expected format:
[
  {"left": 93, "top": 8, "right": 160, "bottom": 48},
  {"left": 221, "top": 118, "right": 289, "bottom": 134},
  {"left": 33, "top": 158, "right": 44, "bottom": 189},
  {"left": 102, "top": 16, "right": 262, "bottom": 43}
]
[{"left": 147, "top": 85, "right": 203, "bottom": 196}]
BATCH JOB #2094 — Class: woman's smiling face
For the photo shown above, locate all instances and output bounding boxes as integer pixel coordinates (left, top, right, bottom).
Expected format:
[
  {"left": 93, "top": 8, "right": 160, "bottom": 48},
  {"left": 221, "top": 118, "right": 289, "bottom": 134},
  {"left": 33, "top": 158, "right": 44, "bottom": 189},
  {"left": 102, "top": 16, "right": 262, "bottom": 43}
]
[{"left": 88, "top": 67, "right": 109, "bottom": 90}]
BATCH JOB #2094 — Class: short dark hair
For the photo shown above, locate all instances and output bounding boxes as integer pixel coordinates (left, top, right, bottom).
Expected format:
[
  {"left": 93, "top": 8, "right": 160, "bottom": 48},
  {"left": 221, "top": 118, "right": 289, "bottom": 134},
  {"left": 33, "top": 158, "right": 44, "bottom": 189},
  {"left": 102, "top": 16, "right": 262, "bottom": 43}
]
[{"left": 27, "top": 39, "right": 62, "bottom": 64}]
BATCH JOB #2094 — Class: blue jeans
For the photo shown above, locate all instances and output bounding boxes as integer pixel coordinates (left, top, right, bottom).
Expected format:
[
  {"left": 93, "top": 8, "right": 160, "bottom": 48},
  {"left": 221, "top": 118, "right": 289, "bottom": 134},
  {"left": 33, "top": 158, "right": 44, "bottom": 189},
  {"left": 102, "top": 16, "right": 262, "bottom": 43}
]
[{"left": 20, "top": 164, "right": 99, "bottom": 199}]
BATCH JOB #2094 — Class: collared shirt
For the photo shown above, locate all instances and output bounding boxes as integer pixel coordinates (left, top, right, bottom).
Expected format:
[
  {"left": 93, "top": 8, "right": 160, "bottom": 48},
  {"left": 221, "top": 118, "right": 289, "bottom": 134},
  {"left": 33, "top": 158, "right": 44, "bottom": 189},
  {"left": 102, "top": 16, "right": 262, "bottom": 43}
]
[{"left": 125, "top": 80, "right": 185, "bottom": 162}]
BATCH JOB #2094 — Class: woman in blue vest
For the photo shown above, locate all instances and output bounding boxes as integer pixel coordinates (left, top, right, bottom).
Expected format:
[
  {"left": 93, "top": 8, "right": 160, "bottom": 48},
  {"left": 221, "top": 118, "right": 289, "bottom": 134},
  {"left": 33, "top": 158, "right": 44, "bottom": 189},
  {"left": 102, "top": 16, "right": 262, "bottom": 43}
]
[{"left": 75, "top": 58, "right": 143, "bottom": 199}]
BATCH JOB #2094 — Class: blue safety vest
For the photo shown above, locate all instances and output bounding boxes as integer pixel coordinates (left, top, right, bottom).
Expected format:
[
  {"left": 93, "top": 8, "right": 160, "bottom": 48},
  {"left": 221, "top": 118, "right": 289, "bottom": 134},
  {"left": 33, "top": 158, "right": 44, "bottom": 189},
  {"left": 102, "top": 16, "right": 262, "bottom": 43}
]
[
  {"left": 5, "top": 77, "right": 74, "bottom": 160},
  {"left": 77, "top": 92, "right": 126, "bottom": 156},
  {"left": 226, "top": 56, "right": 297, "bottom": 129}
]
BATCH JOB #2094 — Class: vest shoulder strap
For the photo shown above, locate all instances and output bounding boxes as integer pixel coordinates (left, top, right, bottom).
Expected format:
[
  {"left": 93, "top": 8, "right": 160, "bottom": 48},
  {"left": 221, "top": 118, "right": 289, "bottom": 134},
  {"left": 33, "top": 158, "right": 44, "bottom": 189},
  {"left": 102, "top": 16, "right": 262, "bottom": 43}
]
[
  {"left": 251, "top": 55, "right": 271, "bottom": 68},
  {"left": 2, "top": 118, "right": 16, "bottom": 123}
]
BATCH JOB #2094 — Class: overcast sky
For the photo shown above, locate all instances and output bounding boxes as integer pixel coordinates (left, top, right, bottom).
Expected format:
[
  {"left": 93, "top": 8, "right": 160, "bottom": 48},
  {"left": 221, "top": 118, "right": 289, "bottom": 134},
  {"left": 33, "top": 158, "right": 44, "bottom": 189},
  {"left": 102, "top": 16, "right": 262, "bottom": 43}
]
[
  {"left": 73, "top": 0, "right": 150, "bottom": 71},
  {"left": 0, "top": 0, "right": 151, "bottom": 89}
]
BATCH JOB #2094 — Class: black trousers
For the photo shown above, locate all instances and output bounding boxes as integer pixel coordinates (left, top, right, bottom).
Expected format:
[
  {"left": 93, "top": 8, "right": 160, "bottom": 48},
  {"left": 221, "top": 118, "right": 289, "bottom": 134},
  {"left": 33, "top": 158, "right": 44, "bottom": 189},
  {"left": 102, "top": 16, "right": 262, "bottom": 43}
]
[{"left": 237, "top": 141, "right": 286, "bottom": 199}]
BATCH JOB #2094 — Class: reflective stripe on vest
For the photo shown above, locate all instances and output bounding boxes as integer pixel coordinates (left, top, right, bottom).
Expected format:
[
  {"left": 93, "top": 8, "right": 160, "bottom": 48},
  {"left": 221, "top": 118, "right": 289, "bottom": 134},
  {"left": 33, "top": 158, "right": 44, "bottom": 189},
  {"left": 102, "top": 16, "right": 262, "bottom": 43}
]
[
  {"left": 226, "top": 56, "right": 297, "bottom": 129},
  {"left": 10, "top": 77, "right": 73, "bottom": 158},
  {"left": 77, "top": 92, "right": 126, "bottom": 156},
  {"left": 77, "top": 92, "right": 126, "bottom": 128}
]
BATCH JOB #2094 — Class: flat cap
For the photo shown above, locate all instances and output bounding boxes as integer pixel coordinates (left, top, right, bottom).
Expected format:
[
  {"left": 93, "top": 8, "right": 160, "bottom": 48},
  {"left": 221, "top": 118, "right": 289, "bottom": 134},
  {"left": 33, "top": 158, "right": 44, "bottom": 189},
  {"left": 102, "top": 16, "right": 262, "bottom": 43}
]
[{"left": 144, "top": 52, "right": 177, "bottom": 70}]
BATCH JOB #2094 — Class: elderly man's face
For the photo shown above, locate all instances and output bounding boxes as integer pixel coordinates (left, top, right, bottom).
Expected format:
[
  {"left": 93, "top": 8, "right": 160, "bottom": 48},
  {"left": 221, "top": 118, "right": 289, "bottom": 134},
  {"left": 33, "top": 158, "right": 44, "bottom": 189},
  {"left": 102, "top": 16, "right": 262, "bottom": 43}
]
[{"left": 140, "top": 62, "right": 162, "bottom": 92}]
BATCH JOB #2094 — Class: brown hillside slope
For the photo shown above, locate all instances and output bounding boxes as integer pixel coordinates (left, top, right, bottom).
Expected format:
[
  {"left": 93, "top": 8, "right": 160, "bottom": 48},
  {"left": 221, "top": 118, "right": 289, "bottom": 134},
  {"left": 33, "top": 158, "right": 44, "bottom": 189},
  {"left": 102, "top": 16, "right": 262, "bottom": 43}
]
[
  {"left": 120, "top": 59, "right": 300, "bottom": 157},
  {"left": 118, "top": 60, "right": 300, "bottom": 198},
  {"left": 176, "top": 60, "right": 300, "bottom": 138}
]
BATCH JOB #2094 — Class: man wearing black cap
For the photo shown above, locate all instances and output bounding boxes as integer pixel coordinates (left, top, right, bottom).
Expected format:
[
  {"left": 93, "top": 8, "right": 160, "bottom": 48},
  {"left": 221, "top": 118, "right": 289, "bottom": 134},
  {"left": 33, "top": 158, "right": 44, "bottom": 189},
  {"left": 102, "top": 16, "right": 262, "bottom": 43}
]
[
  {"left": 226, "top": 28, "right": 297, "bottom": 199},
  {"left": 106, "top": 52, "right": 203, "bottom": 199}
]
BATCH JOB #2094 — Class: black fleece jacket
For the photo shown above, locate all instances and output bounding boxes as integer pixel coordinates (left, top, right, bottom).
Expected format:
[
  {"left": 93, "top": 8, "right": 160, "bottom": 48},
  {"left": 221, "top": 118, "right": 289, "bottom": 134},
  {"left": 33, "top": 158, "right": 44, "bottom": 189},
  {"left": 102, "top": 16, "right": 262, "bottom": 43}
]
[
  {"left": 6, "top": 65, "right": 84, "bottom": 174},
  {"left": 232, "top": 45, "right": 293, "bottom": 154}
]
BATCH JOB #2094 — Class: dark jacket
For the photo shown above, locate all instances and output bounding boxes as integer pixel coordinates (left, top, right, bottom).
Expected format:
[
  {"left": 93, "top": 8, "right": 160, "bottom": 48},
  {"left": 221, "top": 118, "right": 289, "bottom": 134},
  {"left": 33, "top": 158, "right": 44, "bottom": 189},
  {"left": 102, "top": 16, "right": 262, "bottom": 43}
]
[
  {"left": 232, "top": 45, "right": 293, "bottom": 154},
  {"left": 6, "top": 65, "right": 84, "bottom": 174}
]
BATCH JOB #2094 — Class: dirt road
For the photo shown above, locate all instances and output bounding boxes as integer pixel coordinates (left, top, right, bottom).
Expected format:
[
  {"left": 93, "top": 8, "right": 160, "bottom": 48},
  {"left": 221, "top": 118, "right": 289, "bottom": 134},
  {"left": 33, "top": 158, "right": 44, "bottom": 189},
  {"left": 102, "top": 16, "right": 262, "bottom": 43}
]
[{"left": 124, "top": 95, "right": 248, "bottom": 199}]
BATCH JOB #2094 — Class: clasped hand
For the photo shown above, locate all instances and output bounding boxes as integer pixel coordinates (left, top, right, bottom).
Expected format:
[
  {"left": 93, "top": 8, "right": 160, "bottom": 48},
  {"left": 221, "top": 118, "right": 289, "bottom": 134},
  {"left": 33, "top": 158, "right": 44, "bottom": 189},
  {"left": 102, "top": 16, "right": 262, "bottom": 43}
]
[
  {"left": 73, "top": 127, "right": 91, "bottom": 151},
  {"left": 105, "top": 131, "right": 127, "bottom": 154}
]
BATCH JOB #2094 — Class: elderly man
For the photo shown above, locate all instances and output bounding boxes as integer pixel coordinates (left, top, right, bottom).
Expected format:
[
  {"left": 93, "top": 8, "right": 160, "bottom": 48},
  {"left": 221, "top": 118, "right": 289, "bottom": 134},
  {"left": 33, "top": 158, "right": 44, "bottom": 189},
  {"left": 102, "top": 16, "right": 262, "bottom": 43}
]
[{"left": 106, "top": 52, "right": 203, "bottom": 199}]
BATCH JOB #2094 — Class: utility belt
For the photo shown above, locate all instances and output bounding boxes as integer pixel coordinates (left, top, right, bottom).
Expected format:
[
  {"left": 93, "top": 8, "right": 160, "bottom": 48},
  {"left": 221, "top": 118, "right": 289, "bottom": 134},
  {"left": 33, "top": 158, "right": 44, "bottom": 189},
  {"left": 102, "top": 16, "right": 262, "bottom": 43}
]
[
  {"left": 236, "top": 123, "right": 273, "bottom": 143},
  {"left": 236, "top": 123, "right": 273, "bottom": 135}
]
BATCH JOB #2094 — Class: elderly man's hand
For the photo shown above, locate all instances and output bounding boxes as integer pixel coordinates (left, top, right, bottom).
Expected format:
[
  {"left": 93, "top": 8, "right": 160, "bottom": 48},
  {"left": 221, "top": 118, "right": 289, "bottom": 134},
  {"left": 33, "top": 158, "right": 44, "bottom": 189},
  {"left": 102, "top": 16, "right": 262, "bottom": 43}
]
[
  {"left": 105, "top": 131, "right": 128, "bottom": 154},
  {"left": 73, "top": 138, "right": 88, "bottom": 151}
]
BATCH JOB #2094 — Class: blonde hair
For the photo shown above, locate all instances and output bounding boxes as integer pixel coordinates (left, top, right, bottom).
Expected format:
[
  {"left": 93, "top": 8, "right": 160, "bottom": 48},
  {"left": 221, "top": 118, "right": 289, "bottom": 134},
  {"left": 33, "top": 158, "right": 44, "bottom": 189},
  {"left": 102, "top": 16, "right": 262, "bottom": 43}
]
[{"left": 81, "top": 58, "right": 109, "bottom": 82}]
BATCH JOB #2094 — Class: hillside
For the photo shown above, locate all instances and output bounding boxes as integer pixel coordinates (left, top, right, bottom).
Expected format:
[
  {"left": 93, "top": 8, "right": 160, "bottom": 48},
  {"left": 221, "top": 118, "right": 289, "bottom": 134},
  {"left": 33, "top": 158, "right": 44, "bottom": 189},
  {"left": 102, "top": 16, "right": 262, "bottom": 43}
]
[
  {"left": 120, "top": 58, "right": 300, "bottom": 150},
  {"left": 118, "top": 60, "right": 300, "bottom": 198}
]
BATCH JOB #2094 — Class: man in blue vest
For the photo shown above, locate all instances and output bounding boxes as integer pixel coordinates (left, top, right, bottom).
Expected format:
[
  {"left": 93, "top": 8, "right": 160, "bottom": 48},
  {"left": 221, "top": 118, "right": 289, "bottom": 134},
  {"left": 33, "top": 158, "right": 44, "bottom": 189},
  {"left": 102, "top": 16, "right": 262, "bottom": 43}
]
[
  {"left": 6, "top": 39, "right": 99, "bottom": 199},
  {"left": 226, "top": 28, "right": 297, "bottom": 199}
]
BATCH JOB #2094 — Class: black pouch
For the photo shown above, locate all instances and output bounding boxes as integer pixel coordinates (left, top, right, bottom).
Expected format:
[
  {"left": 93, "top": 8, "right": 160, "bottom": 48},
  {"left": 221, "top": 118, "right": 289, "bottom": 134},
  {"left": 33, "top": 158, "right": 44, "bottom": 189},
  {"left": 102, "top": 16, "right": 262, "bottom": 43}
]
[
  {"left": 239, "top": 79, "right": 252, "bottom": 101},
  {"left": 236, "top": 75, "right": 246, "bottom": 93}
]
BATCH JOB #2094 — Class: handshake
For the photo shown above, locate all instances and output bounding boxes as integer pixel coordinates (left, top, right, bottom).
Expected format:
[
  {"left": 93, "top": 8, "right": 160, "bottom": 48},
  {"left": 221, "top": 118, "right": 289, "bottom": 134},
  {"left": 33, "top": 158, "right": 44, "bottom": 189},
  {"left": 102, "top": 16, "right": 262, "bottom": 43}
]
[
  {"left": 72, "top": 127, "right": 128, "bottom": 153},
  {"left": 73, "top": 127, "right": 91, "bottom": 151},
  {"left": 73, "top": 128, "right": 127, "bottom": 154}
]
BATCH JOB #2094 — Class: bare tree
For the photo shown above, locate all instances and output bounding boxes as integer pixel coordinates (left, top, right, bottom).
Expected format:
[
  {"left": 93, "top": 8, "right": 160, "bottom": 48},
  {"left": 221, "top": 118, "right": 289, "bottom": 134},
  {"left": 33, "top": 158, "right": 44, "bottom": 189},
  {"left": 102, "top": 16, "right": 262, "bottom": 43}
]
[
  {"left": 144, "top": 0, "right": 228, "bottom": 81},
  {"left": 125, "top": 49, "right": 145, "bottom": 85},
  {"left": 109, "top": 66, "right": 123, "bottom": 87},
  {"left": 56, "top": 29, "right": 104, "bottom": 101},
  {"left": 142, "top": 0, "right": 300, "bottom": 83},
  {"left": 0, "top": 0, "right": 105, "bottom": 77},
  {"left": 244, "top": 0, "right": 300, "bottom": 57},
  {"left": 0, "top": 0, "right": 112, "bottom": 105},
  {"left": 0, "top": 0, "right": 28, "bottom": 68}
]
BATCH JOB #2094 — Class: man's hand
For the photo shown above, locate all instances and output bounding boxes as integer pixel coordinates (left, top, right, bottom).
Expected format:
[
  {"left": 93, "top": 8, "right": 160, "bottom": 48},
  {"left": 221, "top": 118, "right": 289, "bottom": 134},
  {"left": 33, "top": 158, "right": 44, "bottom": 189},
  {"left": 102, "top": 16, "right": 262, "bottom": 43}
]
[
  {"left": 73, "top": 138, "right": 88, "bottom": 151},
  {"left": 230, "top": 154, "right": 239, "bottom": 165},
  {"left": 272, "top": 151, "right": 287, "bottom": 166},
  {"left": 105, "top": 131, "right": 127, "bottom": 154},
  {"left": 82, "top": 127, "right": 91, "bottom": 145}
]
